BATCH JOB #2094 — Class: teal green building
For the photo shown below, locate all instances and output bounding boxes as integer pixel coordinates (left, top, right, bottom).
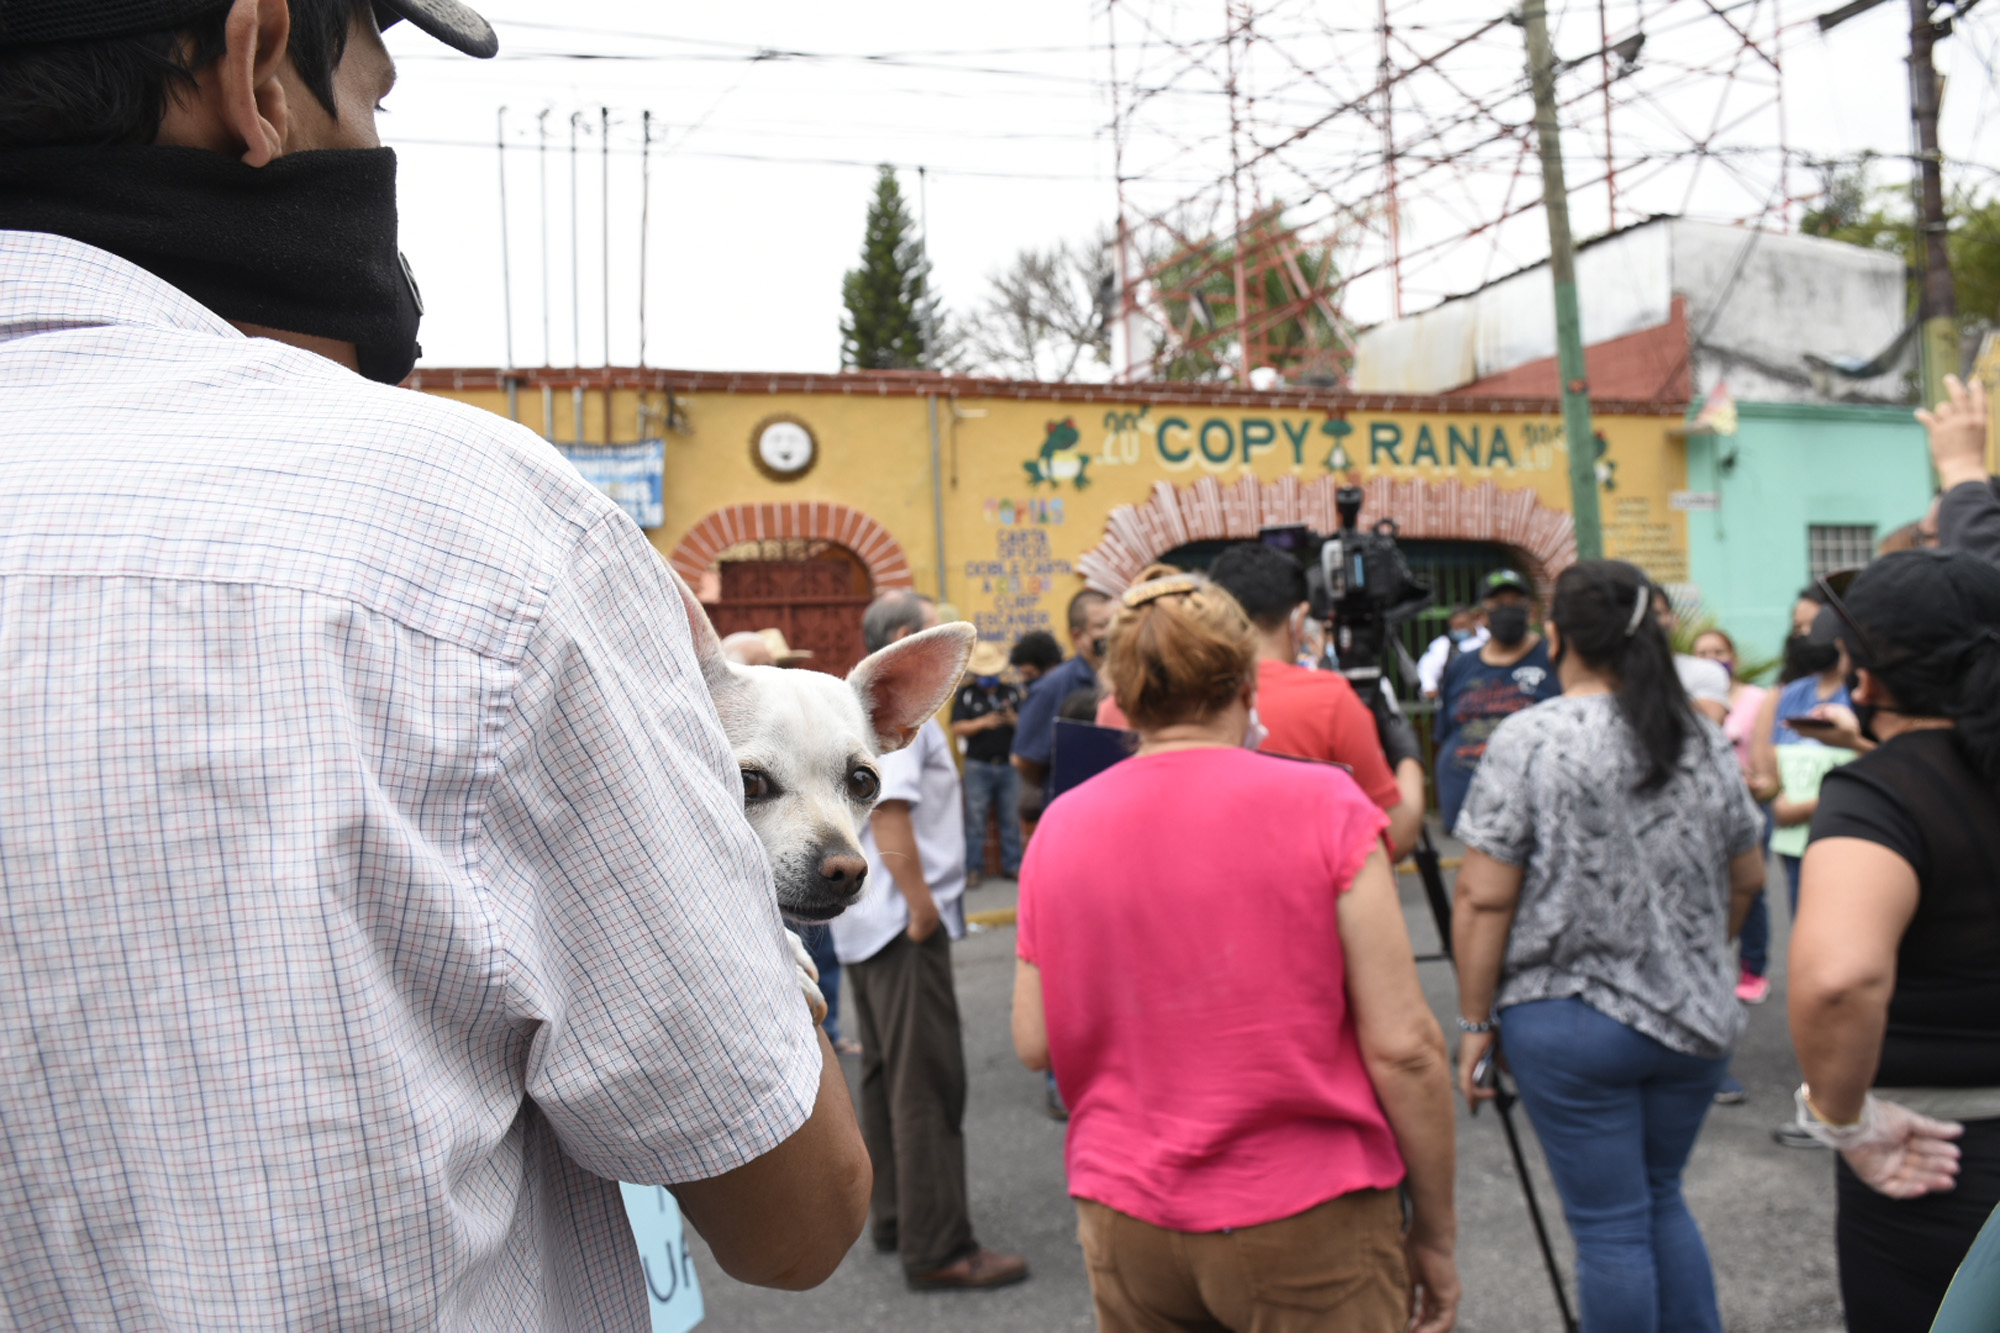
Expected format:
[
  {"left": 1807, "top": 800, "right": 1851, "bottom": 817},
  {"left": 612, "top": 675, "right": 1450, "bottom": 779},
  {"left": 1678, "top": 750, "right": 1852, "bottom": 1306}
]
[{"left": 1680, "top": 402, "right": 1931, "bottom": 666}]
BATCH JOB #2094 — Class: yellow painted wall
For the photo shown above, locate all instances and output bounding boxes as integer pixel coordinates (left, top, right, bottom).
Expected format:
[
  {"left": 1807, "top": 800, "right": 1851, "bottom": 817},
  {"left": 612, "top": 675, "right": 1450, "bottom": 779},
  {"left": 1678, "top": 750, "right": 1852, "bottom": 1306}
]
[{"left": 423, "top": 382, "right": 1687, "bottom": 650}]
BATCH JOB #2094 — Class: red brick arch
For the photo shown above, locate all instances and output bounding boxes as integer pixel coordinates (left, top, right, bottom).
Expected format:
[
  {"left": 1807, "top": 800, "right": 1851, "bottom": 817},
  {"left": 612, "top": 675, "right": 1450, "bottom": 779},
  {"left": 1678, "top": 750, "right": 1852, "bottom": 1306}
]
[
  {"left": 667, "top": 502, "right": 915, "bottom": 593},
  {"left": 1077, "top": 474, "right": 1577, "bottom": 601}
]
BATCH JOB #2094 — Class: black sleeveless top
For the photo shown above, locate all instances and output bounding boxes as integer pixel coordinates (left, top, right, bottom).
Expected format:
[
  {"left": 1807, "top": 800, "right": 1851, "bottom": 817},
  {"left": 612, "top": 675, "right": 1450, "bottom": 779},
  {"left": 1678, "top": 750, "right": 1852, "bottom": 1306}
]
[{"left": 1812, "top": 729, "right": 2000, "bottom": 1087}]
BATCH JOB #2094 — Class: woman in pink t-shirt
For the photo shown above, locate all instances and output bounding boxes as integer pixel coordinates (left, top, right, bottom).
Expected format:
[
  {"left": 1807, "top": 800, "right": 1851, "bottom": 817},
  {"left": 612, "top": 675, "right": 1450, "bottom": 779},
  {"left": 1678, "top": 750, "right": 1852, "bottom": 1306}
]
[{"left": 1011, "top": 571, "right": 1459, "bottom": 1333}]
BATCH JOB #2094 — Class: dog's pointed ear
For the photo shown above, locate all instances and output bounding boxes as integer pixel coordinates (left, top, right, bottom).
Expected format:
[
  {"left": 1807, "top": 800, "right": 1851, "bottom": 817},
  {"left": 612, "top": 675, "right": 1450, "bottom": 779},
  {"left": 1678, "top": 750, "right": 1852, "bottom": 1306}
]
[
  {"left": 848, "top": 622, "right": 976, "bottom": 754},
  {"left": 672, "top": 569, "right": 738, "bottom": 696}
]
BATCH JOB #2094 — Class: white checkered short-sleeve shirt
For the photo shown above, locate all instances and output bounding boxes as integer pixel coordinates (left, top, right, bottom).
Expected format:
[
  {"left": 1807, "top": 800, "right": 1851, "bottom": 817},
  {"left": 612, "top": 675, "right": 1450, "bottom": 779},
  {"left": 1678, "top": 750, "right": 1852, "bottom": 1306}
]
[{"left": 0, "top": 232, "right": 820, "bottom": 1332}]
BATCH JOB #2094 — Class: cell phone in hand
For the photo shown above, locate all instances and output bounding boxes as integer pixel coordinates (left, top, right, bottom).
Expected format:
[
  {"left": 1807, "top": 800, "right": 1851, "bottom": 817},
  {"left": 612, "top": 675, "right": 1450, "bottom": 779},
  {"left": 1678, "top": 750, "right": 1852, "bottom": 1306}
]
[
  {"left": 1471, "top": 1051, "right": 1497, "bottom": 1116},
  {"left": 1786, "top": 714, "right": 1840, "bottom": 735}
]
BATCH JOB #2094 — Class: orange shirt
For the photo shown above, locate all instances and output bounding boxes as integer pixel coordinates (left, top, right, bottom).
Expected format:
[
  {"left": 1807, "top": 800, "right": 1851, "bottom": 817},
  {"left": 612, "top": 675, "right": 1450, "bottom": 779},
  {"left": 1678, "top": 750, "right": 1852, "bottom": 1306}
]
[{"left": 1094, "top": 659, "right": 1400, "bottom": 813}]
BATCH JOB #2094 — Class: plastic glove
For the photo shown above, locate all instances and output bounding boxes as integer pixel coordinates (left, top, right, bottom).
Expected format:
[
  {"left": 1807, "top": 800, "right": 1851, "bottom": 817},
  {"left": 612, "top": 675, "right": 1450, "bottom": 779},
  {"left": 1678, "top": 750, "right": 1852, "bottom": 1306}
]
[
  {"left": 786, "top": 928, "right": 829, "bottom": 1024},
  {"left": 1794, "top": 1087, "right": 1963, "bottom": 1199}
]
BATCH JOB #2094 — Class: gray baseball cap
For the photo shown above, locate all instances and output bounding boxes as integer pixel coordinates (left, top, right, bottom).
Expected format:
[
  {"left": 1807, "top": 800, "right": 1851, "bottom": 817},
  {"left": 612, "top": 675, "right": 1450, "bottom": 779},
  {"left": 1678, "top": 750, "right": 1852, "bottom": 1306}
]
[{"left": 0, "top": 0, "right": 498, "bottom": 57}]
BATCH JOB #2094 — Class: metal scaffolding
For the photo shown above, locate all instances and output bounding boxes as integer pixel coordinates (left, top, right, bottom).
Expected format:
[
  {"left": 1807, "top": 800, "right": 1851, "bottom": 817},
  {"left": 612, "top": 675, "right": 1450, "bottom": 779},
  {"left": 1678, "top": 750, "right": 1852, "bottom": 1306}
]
[{"left": 1104, "top": 0, "right": 1800, "bottom": 386}]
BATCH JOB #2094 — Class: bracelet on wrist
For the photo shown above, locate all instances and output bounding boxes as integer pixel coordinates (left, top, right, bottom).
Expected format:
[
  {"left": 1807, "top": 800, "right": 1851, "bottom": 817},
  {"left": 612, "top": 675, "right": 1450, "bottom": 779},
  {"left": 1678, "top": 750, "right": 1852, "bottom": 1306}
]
[{"left": 1456, "top": 1016, "right": 1494, "bottom": 1034}]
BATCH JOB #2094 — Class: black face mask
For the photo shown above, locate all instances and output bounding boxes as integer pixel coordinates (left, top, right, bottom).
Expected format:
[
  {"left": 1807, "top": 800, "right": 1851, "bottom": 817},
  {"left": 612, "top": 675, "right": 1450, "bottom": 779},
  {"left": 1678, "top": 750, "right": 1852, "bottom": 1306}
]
[
  {"left": 1785, "top": 633, "right": 1841, "bottom": 679},
  {"left": 1844, "top": 670, "right": 1882, "bottom": 742},
  {"left": 0, "top": 146, "right": 422, "bottom": 384},
  {"left": 1488, "top": 604, "right": 1531, "bottom": 647}
]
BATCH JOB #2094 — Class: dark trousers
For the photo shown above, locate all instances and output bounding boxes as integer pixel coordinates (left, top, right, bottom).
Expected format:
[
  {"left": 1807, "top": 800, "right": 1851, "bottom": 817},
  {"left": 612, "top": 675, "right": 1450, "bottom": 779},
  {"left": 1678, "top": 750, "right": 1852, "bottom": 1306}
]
[
  {"left": 1838, "top": 1116, "right": 2000, "bottom": 1332},
  {"left": 846, "top": 929, "right": 976, "bottom": 1274},
  {"left": 961, "top": 758, "right": 1022, "bottom": 876},
  {"left": 1738, "top": 890, "right": 1770, "bottom": 977}
]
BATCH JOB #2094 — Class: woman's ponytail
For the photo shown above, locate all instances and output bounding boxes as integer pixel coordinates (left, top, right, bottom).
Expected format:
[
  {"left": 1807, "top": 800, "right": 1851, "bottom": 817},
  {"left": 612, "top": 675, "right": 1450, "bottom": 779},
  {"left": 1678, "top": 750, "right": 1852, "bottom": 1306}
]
[{"left": 1550, "top": 561, "right": 1694, "bottom": 791}]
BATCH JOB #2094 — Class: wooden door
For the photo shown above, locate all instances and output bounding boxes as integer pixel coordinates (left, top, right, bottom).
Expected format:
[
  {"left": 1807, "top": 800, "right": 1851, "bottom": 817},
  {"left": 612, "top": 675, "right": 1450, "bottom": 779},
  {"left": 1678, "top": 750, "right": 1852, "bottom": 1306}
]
[{"left": 710, "top": 553, "right": 872, "bottom": 677}]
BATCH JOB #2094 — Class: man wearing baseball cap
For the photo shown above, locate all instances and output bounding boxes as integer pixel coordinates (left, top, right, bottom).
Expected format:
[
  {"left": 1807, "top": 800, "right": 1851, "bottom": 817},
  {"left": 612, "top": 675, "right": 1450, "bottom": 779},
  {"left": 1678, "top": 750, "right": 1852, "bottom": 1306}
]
[
  {"left": 0, "top": 5, "right": 868, "bottom": 1328},
  {"left": 1434, "top": 568, "right": 1563, "bottom": 834}
]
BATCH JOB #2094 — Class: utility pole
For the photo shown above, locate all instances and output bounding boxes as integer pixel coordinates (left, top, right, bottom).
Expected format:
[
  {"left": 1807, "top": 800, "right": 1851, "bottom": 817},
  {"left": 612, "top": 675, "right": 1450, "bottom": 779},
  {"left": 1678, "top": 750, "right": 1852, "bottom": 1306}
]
[
  {"left": 1908, "top": 0, "right": 1955, "bottom": 410},
  {"left": 638, "top": 111, "right": 652, "bottom": 370},
  {"left": 1523, "top": 0, "right": 1604, "bottom": 562}
]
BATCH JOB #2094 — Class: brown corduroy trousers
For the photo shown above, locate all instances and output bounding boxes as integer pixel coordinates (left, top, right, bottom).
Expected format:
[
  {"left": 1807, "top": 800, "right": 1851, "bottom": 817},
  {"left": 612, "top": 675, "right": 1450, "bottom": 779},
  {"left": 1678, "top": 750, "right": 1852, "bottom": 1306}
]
[{"left": 1074, "top": 1189, "right": 1409, "bottom": 1333}]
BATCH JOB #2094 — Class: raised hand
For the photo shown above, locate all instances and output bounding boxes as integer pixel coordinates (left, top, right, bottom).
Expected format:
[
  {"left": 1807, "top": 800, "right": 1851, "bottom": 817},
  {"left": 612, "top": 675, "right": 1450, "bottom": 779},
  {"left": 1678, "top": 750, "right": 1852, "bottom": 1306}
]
[{"left": 1917, "top": 373, "right": 1990, "bottom": 492}]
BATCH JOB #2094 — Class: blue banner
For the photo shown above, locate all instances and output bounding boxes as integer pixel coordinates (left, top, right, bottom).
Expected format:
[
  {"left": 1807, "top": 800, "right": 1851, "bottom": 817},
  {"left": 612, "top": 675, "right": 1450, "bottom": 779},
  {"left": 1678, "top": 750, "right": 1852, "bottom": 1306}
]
[
  {"left": 618, "top": 1182, "right": 705, "bottom": 1332},
  {"left": 559, "top": 440, "right": 666, "bottom": 530}
]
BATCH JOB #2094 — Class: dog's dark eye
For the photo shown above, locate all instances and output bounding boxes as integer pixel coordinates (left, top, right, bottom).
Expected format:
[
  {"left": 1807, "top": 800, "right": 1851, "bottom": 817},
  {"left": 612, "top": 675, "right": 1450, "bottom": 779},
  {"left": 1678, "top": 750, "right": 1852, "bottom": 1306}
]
[
  {"left": 847, "top": 767, "right": 881, "bottom": 802},
  {"left": 741, "top": 769, "right": 774, "bottom": 802}
]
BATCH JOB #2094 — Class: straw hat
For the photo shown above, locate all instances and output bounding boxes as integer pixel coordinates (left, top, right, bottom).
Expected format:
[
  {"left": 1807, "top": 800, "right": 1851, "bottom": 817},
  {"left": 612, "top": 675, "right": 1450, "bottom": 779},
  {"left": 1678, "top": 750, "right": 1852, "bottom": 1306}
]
[
  {"left": 967, "top": 641, "right": 1009, "bottom": 677},
  {"left": 757, "top": 627, "right": 815, "bottom": 666}
]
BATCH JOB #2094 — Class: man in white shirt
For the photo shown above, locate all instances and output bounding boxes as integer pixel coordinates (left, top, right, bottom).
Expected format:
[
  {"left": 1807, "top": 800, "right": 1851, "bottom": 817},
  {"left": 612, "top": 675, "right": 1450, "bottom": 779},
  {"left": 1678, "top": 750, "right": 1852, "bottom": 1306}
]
[
  {"left": 0, "top": 3, "right": 865, "bottom": 1327},
  {"left": 1418, "top": 606, "right": 1489, "bottom": 698},
  {"left": 833, "top": 591, "right": 1029, "bottom": 1292}
]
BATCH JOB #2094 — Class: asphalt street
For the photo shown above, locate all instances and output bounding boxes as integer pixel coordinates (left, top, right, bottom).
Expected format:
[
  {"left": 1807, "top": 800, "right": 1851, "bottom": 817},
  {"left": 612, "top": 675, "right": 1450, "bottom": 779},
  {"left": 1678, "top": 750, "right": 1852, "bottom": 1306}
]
[{"left": 689, "top": 846, "right": 1845, "bottom": 1332}]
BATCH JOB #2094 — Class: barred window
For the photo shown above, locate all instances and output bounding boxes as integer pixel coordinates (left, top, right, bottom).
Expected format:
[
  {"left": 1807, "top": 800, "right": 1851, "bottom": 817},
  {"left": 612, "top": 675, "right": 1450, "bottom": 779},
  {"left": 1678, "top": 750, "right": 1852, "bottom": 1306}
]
[{"left": 1808, "top": 524, "right": 1876, "bottom": 579}]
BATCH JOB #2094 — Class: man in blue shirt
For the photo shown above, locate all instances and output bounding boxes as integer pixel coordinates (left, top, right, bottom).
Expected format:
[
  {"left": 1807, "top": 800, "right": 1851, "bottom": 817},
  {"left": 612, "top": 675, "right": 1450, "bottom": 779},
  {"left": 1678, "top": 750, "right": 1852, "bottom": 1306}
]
[
  {"left": 1011, "top": 589, "right": 1113, "bottom": 825},
  {"left": 1436, "top": 569, "right": 1562, "bottom": 833}
]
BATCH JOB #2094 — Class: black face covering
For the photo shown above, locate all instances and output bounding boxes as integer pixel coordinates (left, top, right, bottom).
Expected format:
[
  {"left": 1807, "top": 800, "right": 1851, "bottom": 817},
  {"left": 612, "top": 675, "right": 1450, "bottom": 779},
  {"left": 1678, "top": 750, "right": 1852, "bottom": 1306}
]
[
  {"left": 1785, "top": 632, "right": 1841, "bottom": 680},
  {"left": 1487, "top": 604, "right": 1531, "bottom": 647},
  {"left": 0, "top": 146, "right": 421, "bottom": 384},
  {"left": 1844, "top": 671, "right": 1884, "bottom": 742}
]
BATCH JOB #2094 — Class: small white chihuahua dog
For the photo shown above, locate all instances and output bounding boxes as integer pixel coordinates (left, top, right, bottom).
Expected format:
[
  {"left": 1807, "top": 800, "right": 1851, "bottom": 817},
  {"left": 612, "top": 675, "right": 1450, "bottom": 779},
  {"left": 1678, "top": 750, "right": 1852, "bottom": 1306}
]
[{"left": 673, "top": 580, "right": 974, "bottom": 1012}]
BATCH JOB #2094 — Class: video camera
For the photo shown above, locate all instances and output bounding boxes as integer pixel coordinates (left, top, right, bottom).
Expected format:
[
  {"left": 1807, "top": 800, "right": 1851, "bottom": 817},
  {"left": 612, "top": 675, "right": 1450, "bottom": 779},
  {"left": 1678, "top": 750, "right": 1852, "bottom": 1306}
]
[
  {"left": 1258, "top": 485, "right": 1434, "bottom": 686},
  {"left": 1259, "top": 488, "right": 1453, "bottom": 964}
]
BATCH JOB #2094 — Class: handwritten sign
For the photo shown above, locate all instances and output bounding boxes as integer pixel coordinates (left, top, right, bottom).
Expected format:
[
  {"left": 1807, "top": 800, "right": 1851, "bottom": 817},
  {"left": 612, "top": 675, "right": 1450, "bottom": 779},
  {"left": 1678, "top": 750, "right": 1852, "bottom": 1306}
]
[
  {"left": 964, "top": 528, "right": 1073, "bottom": 643},
  {"left": 619, "top": 1183, "right": 704, "bottom": 1333}
]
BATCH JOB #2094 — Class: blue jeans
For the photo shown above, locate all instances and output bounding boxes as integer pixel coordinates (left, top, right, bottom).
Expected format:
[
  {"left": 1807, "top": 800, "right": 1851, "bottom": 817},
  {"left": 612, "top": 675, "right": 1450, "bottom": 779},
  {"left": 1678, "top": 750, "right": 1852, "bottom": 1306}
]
[
  {"left": 961, "top": 758, "right": 1021, "bottom": 876},
  {"left": 1738, "top": 891, "right": 1769, "bottom": 977},
  {"left": 1738, "top": 806, "right": 1775, "bottom": 977},
  {"left": 1781, "top": 853, "right": 1801, "bottom": 918},
  {"left": 798, "top": 923, "right": 843, "bottom": 1046},
  {"left": 1502, "top": 997, "right": 1729, "bottom": 1333}
]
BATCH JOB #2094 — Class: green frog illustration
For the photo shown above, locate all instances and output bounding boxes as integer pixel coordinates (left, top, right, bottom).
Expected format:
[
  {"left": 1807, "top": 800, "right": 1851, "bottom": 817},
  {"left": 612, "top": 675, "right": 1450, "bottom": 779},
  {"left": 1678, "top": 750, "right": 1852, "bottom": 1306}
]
[{"left": 1024, "top": 418, "right": 1090, "bottom": 489}]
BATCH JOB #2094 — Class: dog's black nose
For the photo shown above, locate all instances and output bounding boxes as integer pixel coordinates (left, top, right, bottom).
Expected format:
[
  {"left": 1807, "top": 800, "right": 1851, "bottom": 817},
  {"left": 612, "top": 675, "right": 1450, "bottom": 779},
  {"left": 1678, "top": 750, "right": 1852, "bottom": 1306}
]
[{"left": 819, "top": 853, "right": 867, "bottom": 893}]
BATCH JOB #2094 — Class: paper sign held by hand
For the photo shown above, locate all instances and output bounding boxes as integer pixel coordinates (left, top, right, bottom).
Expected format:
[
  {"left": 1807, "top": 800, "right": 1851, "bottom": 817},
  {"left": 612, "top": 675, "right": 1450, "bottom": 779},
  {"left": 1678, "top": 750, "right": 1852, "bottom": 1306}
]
[{"left": 619, "top": 1182, "right": 705, "bottom": 1333}]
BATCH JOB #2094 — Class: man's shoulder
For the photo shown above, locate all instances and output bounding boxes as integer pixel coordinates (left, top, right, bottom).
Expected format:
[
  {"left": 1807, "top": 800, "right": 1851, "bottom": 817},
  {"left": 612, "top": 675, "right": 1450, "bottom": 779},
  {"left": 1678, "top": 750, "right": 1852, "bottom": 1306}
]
[
  {"left": 1030, "top": 655, "right": 1090, "bottom": 698},
  {"left": 0, "top": 336, "right": 630, "bottom": 657},
  {"left": 1439, "top": 645, "right": 1484, "bottom": 690},
  {"left": 1260, "top": 658, "right": 1358, "bottom": 695}
]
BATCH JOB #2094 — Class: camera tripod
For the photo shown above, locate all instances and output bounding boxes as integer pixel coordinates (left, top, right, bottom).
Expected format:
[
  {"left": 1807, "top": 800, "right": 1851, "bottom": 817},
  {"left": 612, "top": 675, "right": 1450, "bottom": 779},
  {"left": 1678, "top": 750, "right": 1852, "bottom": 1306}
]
[{"left": 1345, "top": 667, "right": 1579, "bottom": 1333}]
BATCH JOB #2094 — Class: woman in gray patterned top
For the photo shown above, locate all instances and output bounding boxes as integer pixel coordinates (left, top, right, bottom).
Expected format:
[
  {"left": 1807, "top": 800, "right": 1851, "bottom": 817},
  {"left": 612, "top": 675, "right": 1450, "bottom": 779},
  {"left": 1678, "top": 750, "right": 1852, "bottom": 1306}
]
[{"left": 1452, "top": 560, "right": 1766, "bottom": 1333}]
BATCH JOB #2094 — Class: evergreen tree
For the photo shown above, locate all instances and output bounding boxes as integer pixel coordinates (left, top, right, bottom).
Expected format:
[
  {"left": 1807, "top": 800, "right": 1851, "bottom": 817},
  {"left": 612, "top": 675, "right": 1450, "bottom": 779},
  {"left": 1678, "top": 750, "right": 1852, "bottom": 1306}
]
[{"left": 840, "top": 166, "right": 936, "bottom": 370}]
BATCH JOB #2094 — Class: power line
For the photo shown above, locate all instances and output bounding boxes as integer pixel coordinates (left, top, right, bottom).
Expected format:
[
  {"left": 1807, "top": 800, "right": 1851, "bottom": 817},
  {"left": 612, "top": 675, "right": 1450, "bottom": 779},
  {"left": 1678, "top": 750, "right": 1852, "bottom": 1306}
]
[{"left": 393, "top": 132, "right": 1127, "bottom": 182}]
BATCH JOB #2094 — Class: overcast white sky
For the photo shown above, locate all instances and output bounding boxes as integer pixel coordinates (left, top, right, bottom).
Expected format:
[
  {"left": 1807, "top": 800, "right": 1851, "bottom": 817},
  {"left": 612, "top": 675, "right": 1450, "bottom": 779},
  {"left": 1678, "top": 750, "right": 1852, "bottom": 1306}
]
[{"left": 381, "top": 1, "right": 2000, "bottom": 375}]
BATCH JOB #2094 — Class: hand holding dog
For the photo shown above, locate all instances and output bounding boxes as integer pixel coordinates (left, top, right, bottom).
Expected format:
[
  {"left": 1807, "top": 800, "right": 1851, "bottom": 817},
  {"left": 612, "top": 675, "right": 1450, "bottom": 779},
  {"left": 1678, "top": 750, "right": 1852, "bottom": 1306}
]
[{"left": 786, "top": 929, "right": 830, "bottom": 1024}]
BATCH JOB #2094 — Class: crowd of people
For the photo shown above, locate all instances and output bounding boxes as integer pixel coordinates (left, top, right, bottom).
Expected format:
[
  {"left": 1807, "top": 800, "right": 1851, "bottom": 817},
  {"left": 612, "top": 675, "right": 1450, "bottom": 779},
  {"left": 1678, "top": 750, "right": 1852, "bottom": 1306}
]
[{"left": 6, "top": 2, "right": 2000, "bottom": 1330}]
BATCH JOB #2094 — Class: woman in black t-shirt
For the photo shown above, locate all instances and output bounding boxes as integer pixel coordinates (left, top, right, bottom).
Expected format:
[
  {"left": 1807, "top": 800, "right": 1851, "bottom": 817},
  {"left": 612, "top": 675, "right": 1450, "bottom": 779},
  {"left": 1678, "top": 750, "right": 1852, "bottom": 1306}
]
[{"left": 1787, "top": 549, "right": 2000, "bottom": 1333}]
